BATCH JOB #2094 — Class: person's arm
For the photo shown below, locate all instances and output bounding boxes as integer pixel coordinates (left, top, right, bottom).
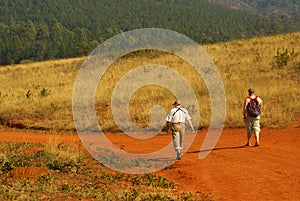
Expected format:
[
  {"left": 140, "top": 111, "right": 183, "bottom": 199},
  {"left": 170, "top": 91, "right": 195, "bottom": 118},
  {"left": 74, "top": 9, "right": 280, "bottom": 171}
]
[
  {"left": 258, "top": 97, "right": 263, "bottom": 112},
  {"left": 243, "top": 98, "right": 249, "bottom": 120},
  {"left": 165, "top": 109, "right": 173, "bottom": 133},
  {"left": 166, "top": 121, "right": 171, "bottom": 133},
  {"left": 187, "top": 119, "right": 195, "bottom": 132},
  {"left": 184, "top": 109, "right": 195, "bottom": 132}
]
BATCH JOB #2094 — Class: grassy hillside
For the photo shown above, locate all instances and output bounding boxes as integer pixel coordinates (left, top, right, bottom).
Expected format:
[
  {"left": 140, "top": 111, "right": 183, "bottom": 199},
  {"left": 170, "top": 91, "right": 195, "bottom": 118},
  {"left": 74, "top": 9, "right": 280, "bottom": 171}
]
[{"left": 0, "top": 32, "right": 299, "bottom": 133}]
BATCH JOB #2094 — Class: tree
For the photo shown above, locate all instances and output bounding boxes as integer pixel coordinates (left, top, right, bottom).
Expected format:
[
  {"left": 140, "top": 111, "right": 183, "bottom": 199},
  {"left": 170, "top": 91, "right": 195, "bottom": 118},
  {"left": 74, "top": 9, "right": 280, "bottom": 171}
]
[
  {"left": 34, "top": 23, "right": 50, "bottom": 61},
  {"left": 48, "top": 18, "right": 63, "bottom": 58},
  {"left": 0, "top": 23, "right": 10, "bottom": 64},
  {"left": 73, "top": 28, "right": 90, "bottom": 56}
]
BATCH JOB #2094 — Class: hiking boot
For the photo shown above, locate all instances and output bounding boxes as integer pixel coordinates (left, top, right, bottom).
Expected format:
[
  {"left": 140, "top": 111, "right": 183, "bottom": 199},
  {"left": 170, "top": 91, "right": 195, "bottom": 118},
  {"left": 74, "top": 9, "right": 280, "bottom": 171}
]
[{"left": 176, "top": 152, "right": 182, "bottom": 160}]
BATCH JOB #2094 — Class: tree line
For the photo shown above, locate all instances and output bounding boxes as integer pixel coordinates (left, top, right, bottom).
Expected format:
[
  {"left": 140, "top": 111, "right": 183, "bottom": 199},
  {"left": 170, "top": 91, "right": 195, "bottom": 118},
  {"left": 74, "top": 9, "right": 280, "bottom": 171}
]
[
  {"left": 0, "top": 0, "right": 299, "bottom": 65},
  {"left": 0, "top": 18, "right": 97, "bottom": 64}
]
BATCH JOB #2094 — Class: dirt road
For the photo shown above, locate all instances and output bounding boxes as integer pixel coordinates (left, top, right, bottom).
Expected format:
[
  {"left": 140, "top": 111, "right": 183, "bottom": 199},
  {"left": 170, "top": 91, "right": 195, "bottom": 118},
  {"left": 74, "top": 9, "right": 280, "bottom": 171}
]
[{"left": 1, "top": 122, "right": 299, "bottom": 201}]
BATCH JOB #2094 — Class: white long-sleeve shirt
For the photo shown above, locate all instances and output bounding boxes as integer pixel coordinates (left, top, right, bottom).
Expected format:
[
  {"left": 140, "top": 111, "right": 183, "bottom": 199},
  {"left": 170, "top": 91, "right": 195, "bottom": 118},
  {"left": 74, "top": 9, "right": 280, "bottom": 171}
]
[{"left": 166, "top": 106, "right": 191, "bottom": 123}]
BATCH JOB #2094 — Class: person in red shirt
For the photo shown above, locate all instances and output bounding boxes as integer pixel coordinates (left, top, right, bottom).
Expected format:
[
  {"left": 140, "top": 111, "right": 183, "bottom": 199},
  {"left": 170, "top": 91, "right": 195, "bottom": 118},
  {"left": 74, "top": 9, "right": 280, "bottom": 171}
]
[{"left": 243, "top": 88, "right": 263, "bottom": 147}]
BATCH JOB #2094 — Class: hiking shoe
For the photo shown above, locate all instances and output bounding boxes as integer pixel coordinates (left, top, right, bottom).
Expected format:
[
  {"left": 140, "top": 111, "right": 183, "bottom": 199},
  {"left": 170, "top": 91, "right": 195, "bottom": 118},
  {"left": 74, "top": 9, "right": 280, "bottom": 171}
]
[
  {"left": 254, "top": 143, "right": 260, "bottom": 147},
  {"left": 244, "top": 143, "right": 250, "bottom": 146},
  {"left": 176, "top": 153, "right": 182, "bottom": 160}
]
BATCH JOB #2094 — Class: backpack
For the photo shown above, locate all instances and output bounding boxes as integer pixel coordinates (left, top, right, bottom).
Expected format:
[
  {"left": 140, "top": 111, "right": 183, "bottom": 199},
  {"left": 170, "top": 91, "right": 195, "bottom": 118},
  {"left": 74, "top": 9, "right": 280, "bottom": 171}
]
[{"left": 247, "top": 96, "right": 261, "bottom": 117}]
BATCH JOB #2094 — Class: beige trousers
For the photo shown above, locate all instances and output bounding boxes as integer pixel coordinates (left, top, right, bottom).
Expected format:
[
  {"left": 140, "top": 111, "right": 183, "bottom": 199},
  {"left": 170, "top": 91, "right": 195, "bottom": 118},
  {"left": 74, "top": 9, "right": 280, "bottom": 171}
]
[
  {"left": 246, "top": 116, "right": 261, "bottom": 143},
  {"left": 171, "top": 123, "right": 185, "bottom": 151}
]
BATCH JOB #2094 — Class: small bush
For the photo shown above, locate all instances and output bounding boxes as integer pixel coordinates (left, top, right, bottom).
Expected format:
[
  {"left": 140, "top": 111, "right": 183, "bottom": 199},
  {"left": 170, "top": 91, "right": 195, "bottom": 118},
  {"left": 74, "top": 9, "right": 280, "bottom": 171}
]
[
  {"left": 0, "top": 160, "right": 15, "bottom": 174},
  {"left": 20, "top": 59, "right": 34, "bottom": 64},
  {"left": 40, "top": 87, "right": 50, "bottom": 97},
  {"left": 0, "top": 142, "right": 35, "bottom": 174},
  {"left": 46, "top": 159, "right": 80, "bottom": 173},
  {"left": 38, "top": 173, "right": 54, "bottom": 185},
  {"left": 273, "top": 48, "right": 296, "bottom": 68}
]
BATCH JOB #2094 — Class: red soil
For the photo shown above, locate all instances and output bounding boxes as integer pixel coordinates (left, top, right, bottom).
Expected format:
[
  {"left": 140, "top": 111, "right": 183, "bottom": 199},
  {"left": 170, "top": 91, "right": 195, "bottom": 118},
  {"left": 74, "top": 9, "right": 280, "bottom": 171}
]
[{"left": 1, "top": 122, "right": 299, "bottom": 201}]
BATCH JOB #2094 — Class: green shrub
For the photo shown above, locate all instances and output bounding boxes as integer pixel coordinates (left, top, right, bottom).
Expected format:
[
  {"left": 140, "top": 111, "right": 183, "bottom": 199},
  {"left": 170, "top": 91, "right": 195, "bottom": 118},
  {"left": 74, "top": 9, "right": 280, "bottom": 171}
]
[
  {"left": 273, "top": 48, "right": 295, "bottom": 68},
  {"left": 0, "top": 142, "right": 35, "bottom": 174},
  {"left": 46, "top": 159, "right": 80, "bottom": 173}
]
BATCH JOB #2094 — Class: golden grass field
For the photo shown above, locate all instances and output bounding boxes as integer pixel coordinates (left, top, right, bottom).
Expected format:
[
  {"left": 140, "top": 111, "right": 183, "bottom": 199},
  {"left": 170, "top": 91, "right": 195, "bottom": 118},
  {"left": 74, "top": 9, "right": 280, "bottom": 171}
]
[
  {"left": 0, "top": 32, "right": 299, "bottom": 133},
  {"left": 0, "top": 32, "right": 300, "bottom": 201}
]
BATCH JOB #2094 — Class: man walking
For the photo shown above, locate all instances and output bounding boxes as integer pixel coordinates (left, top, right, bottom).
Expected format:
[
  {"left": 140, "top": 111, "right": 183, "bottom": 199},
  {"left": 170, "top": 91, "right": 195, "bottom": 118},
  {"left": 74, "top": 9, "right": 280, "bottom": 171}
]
[
  {"left": 243, "top": 88, "right": 263, "bottom": 146},
  {"left": 166, "top": 100, "right": 194, "bottom": 160}
]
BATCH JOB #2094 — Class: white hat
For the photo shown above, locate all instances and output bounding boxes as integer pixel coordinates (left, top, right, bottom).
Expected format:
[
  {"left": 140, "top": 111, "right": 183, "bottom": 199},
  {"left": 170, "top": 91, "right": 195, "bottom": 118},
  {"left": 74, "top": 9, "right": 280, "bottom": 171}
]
[{"left": 172, "top": 100, "right": 181, "bottom": 105}]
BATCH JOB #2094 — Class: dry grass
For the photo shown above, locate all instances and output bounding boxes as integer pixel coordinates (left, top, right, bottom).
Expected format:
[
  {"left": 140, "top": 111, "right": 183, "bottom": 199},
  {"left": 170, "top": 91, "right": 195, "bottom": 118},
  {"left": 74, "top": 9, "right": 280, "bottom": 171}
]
[
  {"left": 0, "top": 32, "right": 299, "bottom": 132},
  {"left": 0, "top": 58, "right": 82, "bottom": 132}
]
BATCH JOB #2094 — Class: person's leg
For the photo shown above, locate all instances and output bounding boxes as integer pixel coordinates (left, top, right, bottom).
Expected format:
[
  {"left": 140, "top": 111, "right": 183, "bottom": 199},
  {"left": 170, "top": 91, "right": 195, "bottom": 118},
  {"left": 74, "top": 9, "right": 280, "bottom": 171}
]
[
  {"left": 179, "top": 123, "right": 185, "bottom": 150},
  {"left": 172, "top": 124, "right": 181, "bottom": 159},
  {"left": 176, "top": 149, "right": 181, "bottom": 160},
  {"left": 254, "top": 133, "right": 260, "bottom": 146},
  {"left": 245, "top": 118, "right": 253, "bottom": 146},
  {"left": 175, "top": 123, "right": 185, "bottom": 160},
  {"left": 253, "top": 118, "right": 261, "bottom": 146},
  {"left": 246, "top": 132, "right": 252, "bottom": 146}
]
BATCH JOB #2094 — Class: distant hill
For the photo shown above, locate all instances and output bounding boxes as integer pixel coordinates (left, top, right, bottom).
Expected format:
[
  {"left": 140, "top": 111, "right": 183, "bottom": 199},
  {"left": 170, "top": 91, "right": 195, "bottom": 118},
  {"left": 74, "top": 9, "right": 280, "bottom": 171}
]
[
  {"left": 0, "top": 0, "right": 299, "bottom": 65},
  {"left": 208, "top": 0, "right": 300, "bottom": 16}
]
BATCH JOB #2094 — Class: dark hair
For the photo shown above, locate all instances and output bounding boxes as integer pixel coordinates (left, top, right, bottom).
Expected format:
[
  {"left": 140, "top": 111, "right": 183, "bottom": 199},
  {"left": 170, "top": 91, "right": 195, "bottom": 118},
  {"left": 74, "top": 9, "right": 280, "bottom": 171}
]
[{"left": 248, "top": 88, "right": 254, "bottom": 93}]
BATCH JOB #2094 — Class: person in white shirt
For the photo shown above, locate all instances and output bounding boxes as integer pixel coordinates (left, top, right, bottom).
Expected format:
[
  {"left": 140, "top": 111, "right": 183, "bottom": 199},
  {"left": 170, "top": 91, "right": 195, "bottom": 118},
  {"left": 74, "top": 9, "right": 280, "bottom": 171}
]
[{"left": 166, "top": 100, "right": 195, "bottom": 160}]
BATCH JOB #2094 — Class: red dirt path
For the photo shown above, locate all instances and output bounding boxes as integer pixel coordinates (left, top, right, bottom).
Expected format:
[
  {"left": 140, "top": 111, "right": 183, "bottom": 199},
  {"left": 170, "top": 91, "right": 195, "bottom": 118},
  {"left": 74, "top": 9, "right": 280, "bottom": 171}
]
[{"left": 1, "top": 122, "right": 299, "bottom": 201}]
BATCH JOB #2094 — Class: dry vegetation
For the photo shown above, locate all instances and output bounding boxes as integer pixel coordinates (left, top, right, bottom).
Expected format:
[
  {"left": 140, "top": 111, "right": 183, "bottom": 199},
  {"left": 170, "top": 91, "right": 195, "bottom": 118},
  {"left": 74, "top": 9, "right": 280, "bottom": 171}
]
[{"left": 0, "top": 32, "right": 300, "bottom": 133}]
